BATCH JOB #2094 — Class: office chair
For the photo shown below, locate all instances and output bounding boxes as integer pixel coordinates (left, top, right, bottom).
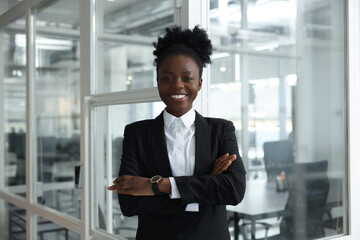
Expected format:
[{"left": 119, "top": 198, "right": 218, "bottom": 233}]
[
  {"left": 248, "top": 160, "right": 329, "bottom": 240},
  {"left": 263, "top": 140, "right": 294, "bottom": 182}
]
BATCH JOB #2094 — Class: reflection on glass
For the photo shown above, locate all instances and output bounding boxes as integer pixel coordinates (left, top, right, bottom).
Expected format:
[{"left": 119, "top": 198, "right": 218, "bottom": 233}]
[
  {"left": 1, "top": 201, "right": 26, "bottom": 240},
  {"left": 209, "top": 0, "right": 347, "bottom": 239},
  {"left": 0, "top": 0, "right": 22, "bottom": 16},
  {"left": 1, "top": 199, "right": 81, "bottom": 240},
  {"left": 36, "top": 0, "right": 80, "bottom": 30},
  {"left": 93, "top": 102, "right": 165, "bottom": 238},
  {"left": 0, "top": 199, "right": 82, "bottom": 240},
  {"left": 35, "top": 0, "right": 81, "bottom": 220},
  {"left": 95, "top": 0, "right": 174, "bottom": 93},
  {"left": 35, "top": 214, "right": 81, "bottom": 240},
  {"left": 1, "top": 16, "right": 26, "bottom": 197}
]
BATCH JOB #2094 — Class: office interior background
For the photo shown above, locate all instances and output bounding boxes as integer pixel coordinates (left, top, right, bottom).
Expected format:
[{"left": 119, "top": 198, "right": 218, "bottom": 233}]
[{"left": 0, "top": 0, "right": 359, "bottom": 239}]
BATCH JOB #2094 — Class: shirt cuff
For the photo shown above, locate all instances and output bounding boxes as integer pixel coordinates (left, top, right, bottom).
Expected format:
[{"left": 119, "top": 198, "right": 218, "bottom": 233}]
[
  {"left": 185, "top": 203, "right": 199, "bottom": 212},
  {"left": 169, "top": 177, "right": 181, "bottom": 199}
]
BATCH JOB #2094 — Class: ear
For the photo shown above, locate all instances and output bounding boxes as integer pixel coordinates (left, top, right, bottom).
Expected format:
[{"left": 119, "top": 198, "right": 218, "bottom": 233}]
[{"left": 198, "top": 78, "right": 203, "bottom": 90}]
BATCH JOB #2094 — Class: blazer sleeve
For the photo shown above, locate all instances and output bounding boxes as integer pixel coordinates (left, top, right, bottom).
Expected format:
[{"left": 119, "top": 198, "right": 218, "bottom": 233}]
[
  {"left": 174, "top": 121, "right": 246, "bottom": 206},
  {"left": 118, "top": 125, "right": 186, "bottom": 217}
]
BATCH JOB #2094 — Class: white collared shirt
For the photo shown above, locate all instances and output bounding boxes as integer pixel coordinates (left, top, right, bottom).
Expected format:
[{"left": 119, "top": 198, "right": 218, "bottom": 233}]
[{"left": 164, "top": 108, "right": 199, "bottom": 212}]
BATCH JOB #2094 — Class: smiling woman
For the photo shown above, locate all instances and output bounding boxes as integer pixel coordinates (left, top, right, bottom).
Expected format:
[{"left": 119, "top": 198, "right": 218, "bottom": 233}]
[{"left": 107, "top": 26, "right": 246, "bottom": 240}]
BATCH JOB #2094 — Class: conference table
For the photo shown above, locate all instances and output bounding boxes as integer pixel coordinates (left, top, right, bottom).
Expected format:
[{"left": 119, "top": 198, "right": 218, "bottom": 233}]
[
  {"left": 227, "top": 180, "right": 288, "bottom": 240},
  {"left": 226, "top": 178, "right": 343, "bottom": 240}
]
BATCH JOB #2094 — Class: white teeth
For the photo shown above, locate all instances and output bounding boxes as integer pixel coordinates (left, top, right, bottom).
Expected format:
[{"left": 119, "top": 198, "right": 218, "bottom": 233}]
[{"left": 170, "top": 95, "right": 186, "bottom": 99}]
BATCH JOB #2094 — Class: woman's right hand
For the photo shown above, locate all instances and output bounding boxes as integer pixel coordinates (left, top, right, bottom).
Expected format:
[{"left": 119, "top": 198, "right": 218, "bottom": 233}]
[{"left": 210, "top": 153, "right": 237, "bottom": 175}]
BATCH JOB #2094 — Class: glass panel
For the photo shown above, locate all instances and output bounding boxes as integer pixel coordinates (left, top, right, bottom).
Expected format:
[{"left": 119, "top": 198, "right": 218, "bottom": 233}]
[
  {"left": 1, "top": 16, "right": 26, "bottom": 197},
  {"left": 1, "top": 201, "right": 26, "bottom": 240},
  {"left": 35, "top": 0, "right": 81, "bottom": 219},
  {"left": 94, "top": 0, "right": 175, "bottom": 93},
  {"left": 209, "top": 0, "right": 347, "bottom": 239},
  {"left": 0, "top": 200, "right": 26, "bottom": 239},
  {"left": 92, "top": 102, "right": 165, "bottom": 238},
  {"left": 0, "top": 200, "right": 81, "bottom": 240},
  {"left": 35, "top": 215, "right": 81, "bottom": 240},
  {"left": 36, "top": 0, "right": 80, "bottom": 30},
  {"left": 0, "top": 0, "right": 22, "bottom": 16}
]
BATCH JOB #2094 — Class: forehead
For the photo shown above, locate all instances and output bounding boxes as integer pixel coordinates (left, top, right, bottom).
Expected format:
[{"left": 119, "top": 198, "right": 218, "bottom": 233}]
[{"left": 158, "top": 54, "right": 200, "bottom": 74}]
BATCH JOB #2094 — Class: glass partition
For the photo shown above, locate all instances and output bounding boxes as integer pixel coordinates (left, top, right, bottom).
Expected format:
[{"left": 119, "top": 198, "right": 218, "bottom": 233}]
[
  {"left": 92, "top": 101, "right": 165, "bottom": 238},
  {"left": 35, "top": 214, "right": 81, "bottom": 240},
  {"left": 209, "top": 0, "right": 347, "bottom": 239},
  {"left": 0, "top": 0, "right": 22, "bottom": 16},
  {"left": 34, "top": 0, "right": 81, "bottom": 219},
  {"left": 1, "top": 200, "right": 27, "bottom": 240},
  {"left": 1, "top": 16, "right": 26, "bottom": 197},
  {"left": 0, "top": 199, "right": 81, "bottom": 240},
  {"left": 94, "top": 0, "right": 175, "bottom": 93}
]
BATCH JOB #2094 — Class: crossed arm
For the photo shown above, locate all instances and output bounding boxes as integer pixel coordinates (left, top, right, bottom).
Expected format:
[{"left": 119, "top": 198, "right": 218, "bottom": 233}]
[{"left": 107, "top": 153, "right": 236, "bottom": 196}]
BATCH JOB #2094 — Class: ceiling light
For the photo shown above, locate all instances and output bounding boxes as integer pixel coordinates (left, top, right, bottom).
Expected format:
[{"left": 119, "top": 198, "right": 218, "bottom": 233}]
[
  {"left": 220, "top": 67, "right": 227, "bottom": 72},
  {"left": 212, "top": 53, "right": 230, "bottom": 59}
]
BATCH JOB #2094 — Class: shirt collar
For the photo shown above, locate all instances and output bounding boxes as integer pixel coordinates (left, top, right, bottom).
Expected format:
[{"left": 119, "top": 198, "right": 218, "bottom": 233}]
[{"left": 163, "top": 108, "right": 196, "bottom": 128}]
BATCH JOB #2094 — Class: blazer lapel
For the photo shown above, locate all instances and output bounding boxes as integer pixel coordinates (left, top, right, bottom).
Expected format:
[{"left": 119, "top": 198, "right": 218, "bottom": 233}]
[
  {"left": 150, "top": 112, "right": 173, "bottom": 177},
  {"left": 194, "top": 112, "right": 211, "bottom": 175}
]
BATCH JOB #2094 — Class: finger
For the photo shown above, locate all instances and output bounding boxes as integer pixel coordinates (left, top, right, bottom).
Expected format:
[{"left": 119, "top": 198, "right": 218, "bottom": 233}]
[
  {"left": 113, "top": 176, "right": 123, "bottom": 184},
  {"left": 228, "top": 154, "right": 237, "bottom": 161},
  {"left": 216, "top": 155, "right": 231, "bottom": 165},
  {"left": 215, "top": 161, "right": 231, "bottom": 174},
  {"left": 222, "top": 160, "right": 232, "bottom": 171},
  {"left": 113, "top": 175, "right": 133, "bottom": 184},
  {"left": 216, "top": 153, "right": 229, "bottom": 162},
  {"left": 219, "top": 159, "right": 232, "bottom": 170}
]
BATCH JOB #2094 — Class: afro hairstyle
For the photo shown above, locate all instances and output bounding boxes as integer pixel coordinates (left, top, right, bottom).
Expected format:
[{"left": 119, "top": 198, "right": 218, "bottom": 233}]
[{"left": 153, "top": 25, "right": 213, "bottom": 78}]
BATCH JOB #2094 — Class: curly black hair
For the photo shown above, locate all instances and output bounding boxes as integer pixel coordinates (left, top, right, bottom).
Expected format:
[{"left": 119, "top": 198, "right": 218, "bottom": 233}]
[{"left": 153, "top": 25, "right": 213, "bottom": 78}]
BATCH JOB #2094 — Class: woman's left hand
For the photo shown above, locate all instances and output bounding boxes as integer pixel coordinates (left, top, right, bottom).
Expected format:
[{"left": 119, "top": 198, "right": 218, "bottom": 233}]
[{"left": 107, "top": 175, "right": 154, "bottom": 196}]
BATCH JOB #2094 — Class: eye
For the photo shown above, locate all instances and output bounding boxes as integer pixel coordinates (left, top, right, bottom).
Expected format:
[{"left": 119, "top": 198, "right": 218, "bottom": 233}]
[
  {"left": 184, "top": 77, "right": 193, "bottom": 81},
  {"left": 161, "top": 76, "right": 172, "bottom": 81}
]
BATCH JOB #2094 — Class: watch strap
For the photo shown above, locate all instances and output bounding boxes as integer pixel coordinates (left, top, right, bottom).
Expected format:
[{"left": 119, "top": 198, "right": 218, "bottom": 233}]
[{"left": 151, "top": 182, "right": 164, "bottom": 195}]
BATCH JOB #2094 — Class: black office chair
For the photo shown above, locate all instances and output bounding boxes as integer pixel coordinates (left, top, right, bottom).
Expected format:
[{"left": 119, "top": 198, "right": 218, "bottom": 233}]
[
  {"left": 245, "top": 160, "right": 329, "bottom": 240},
  {"left": 263, "top": 140, "right": 294, "bottom": 182},
  {"left": 254, "top": 160, "right": 330, "bottom": 240}
]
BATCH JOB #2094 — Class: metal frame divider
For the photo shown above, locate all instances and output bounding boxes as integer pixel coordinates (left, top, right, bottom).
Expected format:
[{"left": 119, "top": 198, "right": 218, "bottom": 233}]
[
  {"left": 347, "top": 0, "right": 360, "bottom": 239},
  {"left": 80, "top": 0, "right": 93, "bottom": 238}
]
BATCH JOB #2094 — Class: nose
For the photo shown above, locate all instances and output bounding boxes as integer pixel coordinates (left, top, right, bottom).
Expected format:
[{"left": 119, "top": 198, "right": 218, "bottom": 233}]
[{"left": 171, "top": 76, "right": 184, "bottom": 89}]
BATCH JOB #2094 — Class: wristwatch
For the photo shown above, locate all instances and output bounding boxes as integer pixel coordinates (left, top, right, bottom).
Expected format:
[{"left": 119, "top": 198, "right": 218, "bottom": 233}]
[{"left": 150, "top": 175, "right": 164, "bottom": 195}]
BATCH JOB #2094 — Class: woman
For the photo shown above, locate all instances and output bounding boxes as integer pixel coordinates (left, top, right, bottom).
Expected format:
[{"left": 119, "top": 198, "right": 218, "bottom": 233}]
[{"left": 108, "top": 26, "right": 246, "bottom": 240}]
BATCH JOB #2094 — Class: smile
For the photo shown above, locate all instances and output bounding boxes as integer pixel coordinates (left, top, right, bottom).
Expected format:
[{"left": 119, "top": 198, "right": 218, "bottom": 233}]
[{"left": 170, "top": 94, "right": 187, "bottom": 99}]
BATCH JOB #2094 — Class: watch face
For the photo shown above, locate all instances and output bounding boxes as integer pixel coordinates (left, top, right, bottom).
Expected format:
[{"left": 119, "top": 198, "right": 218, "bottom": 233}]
[{"left": 151, "top": 175, "right": 162, "bottom": 183}]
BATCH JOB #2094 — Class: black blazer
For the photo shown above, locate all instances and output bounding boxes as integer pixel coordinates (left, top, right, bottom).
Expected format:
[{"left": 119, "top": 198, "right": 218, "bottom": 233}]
[{"left": 118, "top": 111, "right": 246, "bottom": 240}]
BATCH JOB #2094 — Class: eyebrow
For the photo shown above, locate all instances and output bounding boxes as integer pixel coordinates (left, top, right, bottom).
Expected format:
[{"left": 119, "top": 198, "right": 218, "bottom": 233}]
[{"left": 159, "top": 70, "right": 194, "bottom": 74}]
